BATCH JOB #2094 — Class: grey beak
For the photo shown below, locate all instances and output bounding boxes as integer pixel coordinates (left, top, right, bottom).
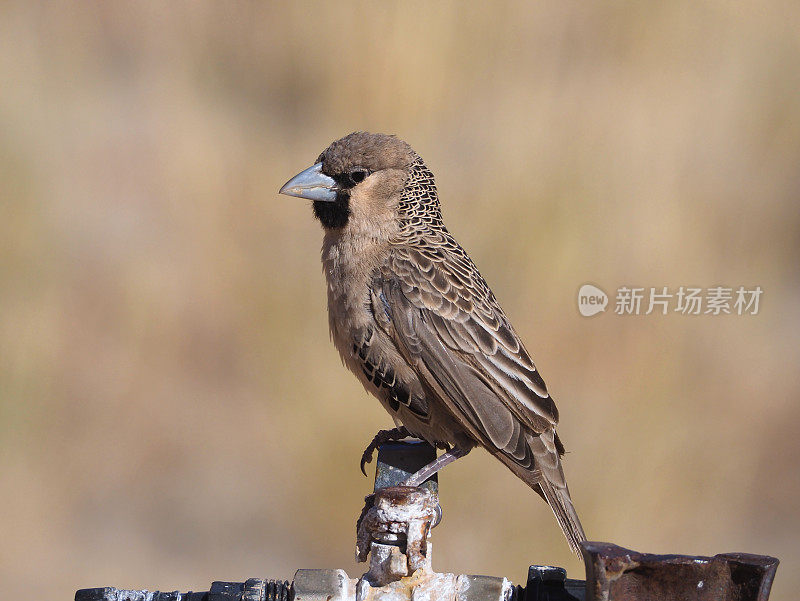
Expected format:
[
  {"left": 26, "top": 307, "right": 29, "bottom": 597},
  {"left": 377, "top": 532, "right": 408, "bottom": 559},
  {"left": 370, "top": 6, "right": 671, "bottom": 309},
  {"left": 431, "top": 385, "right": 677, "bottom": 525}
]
[{"left": 279, "top": 163, "right": 338, "bottom": 202}]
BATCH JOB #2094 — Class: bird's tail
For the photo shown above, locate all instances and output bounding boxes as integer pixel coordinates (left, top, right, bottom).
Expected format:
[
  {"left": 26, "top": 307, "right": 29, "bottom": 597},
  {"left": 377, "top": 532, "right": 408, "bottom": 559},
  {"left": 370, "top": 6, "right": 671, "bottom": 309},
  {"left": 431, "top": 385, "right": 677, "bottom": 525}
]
[
  {"left": 497, "top": 431, "right": 587, "bottom": 555},
  {"left": 536, "top": 476, "right": 586, "bottom": 555}
]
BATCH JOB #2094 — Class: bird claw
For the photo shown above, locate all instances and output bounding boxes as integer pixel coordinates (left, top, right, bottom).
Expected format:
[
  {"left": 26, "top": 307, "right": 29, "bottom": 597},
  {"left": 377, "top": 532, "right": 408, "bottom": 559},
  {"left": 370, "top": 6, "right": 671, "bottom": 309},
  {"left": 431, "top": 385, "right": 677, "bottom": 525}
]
[{"left": 359, "top": 426, "right": 410, "bottom": 476}]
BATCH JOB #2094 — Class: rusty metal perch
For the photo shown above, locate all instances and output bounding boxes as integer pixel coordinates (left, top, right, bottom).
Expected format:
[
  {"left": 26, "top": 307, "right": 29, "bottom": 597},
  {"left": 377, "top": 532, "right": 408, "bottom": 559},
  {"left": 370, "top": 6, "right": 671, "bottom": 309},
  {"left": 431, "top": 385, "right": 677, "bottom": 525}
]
[{"left": 75, "top": 441, "right": 779, "bottom": 601}]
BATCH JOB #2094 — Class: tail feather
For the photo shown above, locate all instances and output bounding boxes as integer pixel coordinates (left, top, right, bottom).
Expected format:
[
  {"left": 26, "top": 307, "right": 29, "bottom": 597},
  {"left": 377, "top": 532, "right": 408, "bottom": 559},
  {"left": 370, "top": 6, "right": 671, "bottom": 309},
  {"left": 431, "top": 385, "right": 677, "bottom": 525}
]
[
  {"left": 537, "top": 478, "right": 586, "bottom": 555},
  {"left": 496, "top": 442, "right": 587, "bottom": 555}
]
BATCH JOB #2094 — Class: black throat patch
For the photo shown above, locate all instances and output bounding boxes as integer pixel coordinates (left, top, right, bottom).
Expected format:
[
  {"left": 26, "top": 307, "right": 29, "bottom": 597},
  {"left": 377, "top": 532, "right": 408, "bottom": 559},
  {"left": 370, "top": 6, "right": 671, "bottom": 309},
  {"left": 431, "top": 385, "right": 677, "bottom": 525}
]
[{"left": 313, "top": 193, "right": 350, "bottom": 229}]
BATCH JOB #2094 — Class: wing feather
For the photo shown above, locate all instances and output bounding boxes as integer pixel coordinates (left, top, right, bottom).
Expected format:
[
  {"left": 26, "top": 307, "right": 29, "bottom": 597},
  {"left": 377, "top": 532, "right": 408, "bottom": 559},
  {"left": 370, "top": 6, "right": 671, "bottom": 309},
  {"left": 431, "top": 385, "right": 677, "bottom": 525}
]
[{"left": 383, "top": 249, "right": 559, "bottom": 438}]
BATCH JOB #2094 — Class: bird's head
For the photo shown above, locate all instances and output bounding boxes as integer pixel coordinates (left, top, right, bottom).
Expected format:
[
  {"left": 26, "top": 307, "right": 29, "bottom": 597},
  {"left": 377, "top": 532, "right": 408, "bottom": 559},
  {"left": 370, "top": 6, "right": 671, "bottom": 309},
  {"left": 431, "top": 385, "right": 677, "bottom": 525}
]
[{"left": 279, "top": 132, "right": 435, "bottom": 231}]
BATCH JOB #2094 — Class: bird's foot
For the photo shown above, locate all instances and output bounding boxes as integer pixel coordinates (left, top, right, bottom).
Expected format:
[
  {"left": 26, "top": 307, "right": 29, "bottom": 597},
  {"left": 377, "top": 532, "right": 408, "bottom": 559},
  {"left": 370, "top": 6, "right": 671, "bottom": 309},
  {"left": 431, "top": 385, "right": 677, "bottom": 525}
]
[
  {"left": 401, "top": 445, "right": 471, "bottom": 487},
  {"left": 360, "top": 426, "right": 411, "bottom": 476}
]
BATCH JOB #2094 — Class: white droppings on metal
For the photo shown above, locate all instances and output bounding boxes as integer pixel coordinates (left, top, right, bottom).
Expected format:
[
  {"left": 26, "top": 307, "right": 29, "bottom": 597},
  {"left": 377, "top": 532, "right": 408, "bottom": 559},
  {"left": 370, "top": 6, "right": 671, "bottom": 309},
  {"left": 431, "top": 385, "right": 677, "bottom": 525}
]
[
  {"left": 349, "top": 485, "right": 508, "bottom": 601},
  {"left": 357, "top": 486, "right": 439, "bottom": 580}
]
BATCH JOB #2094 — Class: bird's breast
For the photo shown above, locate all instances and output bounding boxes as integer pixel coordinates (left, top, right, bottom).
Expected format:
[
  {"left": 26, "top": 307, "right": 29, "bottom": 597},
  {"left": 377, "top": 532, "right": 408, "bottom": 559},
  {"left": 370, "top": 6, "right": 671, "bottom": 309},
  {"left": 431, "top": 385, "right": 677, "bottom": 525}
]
[{"left": 321, "top": 230, "right": 387, "bottom": 356}]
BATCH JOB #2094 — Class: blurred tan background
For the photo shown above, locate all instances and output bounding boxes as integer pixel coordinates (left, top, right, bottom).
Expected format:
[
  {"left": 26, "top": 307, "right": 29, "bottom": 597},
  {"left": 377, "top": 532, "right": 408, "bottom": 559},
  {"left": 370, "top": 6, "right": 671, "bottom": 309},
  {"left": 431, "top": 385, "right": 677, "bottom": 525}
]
[{"left": 1, "top": 2, "right": 798, "bottom": 599}]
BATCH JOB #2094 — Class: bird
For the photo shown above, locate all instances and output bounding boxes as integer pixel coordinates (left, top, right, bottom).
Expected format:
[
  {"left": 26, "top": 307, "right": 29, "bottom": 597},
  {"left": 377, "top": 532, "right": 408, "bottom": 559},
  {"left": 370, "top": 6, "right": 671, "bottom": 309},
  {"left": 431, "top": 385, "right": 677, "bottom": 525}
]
[{"left": 278, "top": 132, "right": 586, "bottom": 554}]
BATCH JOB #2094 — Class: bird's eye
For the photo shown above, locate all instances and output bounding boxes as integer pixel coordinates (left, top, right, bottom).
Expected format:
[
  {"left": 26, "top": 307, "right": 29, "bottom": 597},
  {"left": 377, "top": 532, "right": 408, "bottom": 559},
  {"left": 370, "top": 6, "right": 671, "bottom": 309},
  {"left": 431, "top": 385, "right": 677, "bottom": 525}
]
[{"left": 348, "top": 167, "right": 370, "bottom": 185}]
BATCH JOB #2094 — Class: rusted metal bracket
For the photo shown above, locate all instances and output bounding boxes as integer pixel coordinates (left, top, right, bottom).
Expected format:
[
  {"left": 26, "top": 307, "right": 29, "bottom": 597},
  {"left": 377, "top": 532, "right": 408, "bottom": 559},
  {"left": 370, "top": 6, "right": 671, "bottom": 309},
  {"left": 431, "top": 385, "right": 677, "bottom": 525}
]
[
  {"left": 75, "top": 441, "right": 779, "bottom": 601},
  {"left": 580, "top": 541, "right": 778, "bottom": 601}
]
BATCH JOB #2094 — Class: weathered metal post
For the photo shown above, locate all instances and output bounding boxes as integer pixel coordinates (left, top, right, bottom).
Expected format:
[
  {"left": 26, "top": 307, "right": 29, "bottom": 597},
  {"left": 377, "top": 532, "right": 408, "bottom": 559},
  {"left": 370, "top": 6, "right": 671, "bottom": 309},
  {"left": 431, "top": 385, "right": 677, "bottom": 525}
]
[{"left": 353, "top": 441, "right": 511, "bottom": 601}]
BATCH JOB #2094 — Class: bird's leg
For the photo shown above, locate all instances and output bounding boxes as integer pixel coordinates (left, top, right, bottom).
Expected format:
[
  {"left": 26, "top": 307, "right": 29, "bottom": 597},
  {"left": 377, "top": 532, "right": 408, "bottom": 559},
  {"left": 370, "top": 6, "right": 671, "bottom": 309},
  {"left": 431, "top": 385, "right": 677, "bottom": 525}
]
[
  {"left": 401, "top": 446, "right": 471, "bottom": 487},
  {"left": 360, "top": 426, "right": 411, "bottom": 475}
]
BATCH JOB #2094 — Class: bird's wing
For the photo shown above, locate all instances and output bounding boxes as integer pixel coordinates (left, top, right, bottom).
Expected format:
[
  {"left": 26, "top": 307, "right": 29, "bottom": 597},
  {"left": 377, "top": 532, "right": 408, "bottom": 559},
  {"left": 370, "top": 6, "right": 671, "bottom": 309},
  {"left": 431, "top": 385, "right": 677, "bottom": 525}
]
[
  {"left": 350, "top": 323, "right": 430, "bottom": 420},
  {"left": 373, "top": 243, "right": 562, "bottom": 467}
]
